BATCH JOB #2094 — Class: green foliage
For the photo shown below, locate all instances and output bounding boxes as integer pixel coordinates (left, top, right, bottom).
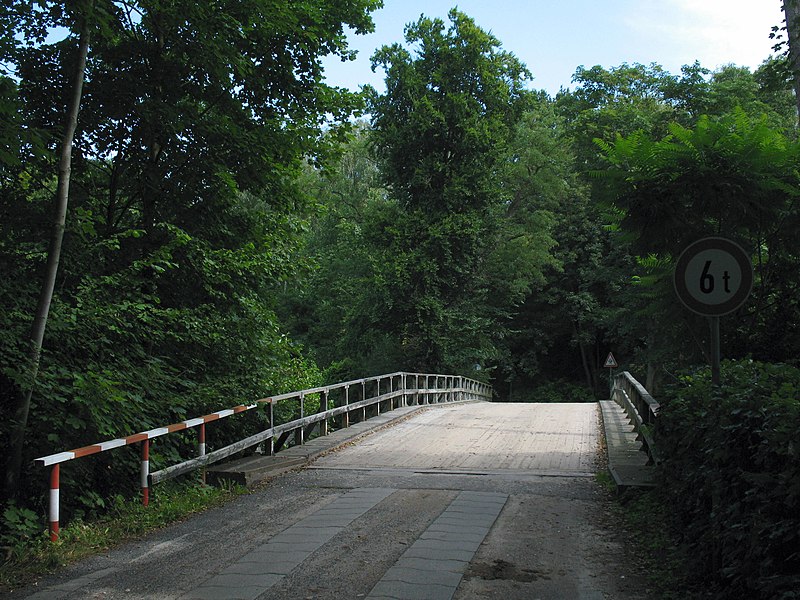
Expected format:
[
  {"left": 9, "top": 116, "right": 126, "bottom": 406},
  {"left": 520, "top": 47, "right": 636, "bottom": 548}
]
[
  {"left": 656, "top": 360, "right": 800, "bottom": 598},
  {"left": 1, "top": 503, "right": 41, "bottom": 552},
  {"left": 1, "top": 0, "right": 381, "bottom": 518},
  {"left": 276, "top": 124, "right": 411, "bottom": 380},
  {"left": 607, "top": 489, "right": 695, "bottom": 599},
  {"left": 510, "top": 380, "right": 593, "bottom": 403},
  {"left": 593, "top": 109, "right": 800, "bottom": 380},
  {"left": 596, "top": 109, "right": 799, "bottom": 255},
  {"left": 361, "top": 11, "right": 559, "bottom": 376}
]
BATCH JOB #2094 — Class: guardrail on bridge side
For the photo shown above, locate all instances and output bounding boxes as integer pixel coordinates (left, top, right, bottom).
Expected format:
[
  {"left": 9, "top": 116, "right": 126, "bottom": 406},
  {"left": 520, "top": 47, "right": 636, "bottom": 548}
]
[
  {"left": 611, "top": 371, "right": 660, "bottom": 466},
  {"left": 35, "top": 372, "right": 492, "bottom": 541}
]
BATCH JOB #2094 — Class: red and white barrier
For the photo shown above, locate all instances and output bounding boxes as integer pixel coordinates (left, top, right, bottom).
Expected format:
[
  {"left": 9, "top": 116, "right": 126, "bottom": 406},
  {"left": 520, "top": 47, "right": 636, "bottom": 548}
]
[
  {"left": 49, "top": 465, "right": 60, "bottom": 542},
  {"left": 34, "top": 403, "right": 261, "bottom": 540},
  {"left": 141, "top": 439, "right": 150, "bottom": 506}
]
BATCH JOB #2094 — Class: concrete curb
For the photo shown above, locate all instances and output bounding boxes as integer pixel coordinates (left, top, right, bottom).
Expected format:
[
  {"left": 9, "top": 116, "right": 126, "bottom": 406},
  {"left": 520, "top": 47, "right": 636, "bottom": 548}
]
[{"left": 598, "top": 400, "right": 656, "bottom": 492}]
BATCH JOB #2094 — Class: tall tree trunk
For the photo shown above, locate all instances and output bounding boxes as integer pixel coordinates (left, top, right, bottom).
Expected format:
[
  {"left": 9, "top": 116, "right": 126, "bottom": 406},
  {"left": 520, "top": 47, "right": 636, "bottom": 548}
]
[
  {"left": 573, "top": 321, "right": 595, "bottom": 395},
  {"left": 784, "top": 0, "right": 800, "bottom": 121},
  {"left": 4, "top": 24, "right": 90, "bottom": 499}
]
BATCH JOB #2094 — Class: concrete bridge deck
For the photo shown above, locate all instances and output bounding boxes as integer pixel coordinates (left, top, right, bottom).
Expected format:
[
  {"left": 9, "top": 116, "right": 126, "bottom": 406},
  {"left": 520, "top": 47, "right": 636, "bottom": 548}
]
[
  {"left": 315, "top": 402, "right": 599, "bottom": 475},
  {"left": 16, "top": 401, "right": 654, "bottom": 600}
]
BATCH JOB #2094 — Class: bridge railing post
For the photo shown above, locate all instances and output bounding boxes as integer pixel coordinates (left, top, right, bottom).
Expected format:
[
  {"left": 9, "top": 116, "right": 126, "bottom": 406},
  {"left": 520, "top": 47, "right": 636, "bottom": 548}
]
[
  {"left": 295, "top": 393, "right": 305, "bottom": 446},
  {"left": 321, "top": 390, "right": 329, "bottom": 436},
  {"left": 269, "top": 401, "right": 274, "bottom": 455},
  {"left": 199, "top": 424, "right": 207, "bottom": 483},
  {"left": 361, "top": 381, "right": 366, "bottom": 422},
  {"left": 344, "top": 385, "right": 350, "bottom": 428},
  {"left": 48, "top": 464, "right": 60, "bottom": 541},
  {"left": 141, "top": 439, "right": 150, "bottom": 506}
]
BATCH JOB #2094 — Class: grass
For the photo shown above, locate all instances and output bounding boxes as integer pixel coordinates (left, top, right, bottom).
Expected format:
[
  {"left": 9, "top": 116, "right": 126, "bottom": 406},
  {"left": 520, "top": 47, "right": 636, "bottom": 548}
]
[{"left": 0, "top": 480, "right": 247, "bottom": 593}]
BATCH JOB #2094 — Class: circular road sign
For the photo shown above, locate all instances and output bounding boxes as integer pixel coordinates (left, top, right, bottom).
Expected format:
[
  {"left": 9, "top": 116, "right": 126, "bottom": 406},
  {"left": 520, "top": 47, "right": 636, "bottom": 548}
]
[{"left": 674, "top": 237, "right": 753, "bottom": 316}]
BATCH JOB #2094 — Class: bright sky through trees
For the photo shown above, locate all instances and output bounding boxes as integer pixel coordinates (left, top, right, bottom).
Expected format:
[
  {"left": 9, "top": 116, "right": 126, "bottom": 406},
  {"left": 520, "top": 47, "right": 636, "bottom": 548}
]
[{"left": 322, "top": 0, "right": 785, "bottom": 96}]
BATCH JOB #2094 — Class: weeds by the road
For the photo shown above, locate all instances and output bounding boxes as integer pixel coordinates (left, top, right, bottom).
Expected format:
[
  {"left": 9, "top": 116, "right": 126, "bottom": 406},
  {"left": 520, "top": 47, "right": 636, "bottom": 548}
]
[
  {"left": 598, "top": 475, "right": 701, "bottom": 600},
  {"left": 0, "top": 481, "right": 247, "bottom": 593},
  {"left": 614, "top": 488, "right": 694, "bottom": 599}
]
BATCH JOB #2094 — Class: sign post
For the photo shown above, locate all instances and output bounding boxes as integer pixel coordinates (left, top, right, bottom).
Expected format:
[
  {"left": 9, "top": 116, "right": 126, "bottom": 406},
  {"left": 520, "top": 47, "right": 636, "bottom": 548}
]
[
  {"left": 604, "top": 352, "right": 618, "bottom": 394},
  {"left": 673, "top": 238, "right": 753, "bottom": 386}
]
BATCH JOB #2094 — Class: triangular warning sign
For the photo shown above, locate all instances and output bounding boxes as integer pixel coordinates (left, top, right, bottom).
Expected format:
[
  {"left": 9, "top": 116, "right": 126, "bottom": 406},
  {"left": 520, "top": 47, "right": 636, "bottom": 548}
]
[{"left": 604, "top": 352, "right": 618, "bottom": 368}]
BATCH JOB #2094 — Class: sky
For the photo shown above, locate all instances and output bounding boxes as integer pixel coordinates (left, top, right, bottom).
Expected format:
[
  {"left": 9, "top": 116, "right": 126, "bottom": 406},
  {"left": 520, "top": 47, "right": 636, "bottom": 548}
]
[{"left": 322, "top": 0, "right": 786, "bottom": 97}]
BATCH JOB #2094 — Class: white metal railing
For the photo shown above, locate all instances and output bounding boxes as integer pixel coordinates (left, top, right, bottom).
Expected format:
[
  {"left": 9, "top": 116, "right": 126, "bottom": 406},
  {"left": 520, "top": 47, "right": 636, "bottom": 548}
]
[{"left": 35, "top": 371, "right": 492, "bottom": 540}]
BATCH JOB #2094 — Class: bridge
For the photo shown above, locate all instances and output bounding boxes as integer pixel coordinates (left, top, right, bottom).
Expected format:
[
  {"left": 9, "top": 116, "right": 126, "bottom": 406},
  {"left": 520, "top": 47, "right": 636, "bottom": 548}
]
[{"left": 20, "top": 372, "right": 657, "bottom": 600}]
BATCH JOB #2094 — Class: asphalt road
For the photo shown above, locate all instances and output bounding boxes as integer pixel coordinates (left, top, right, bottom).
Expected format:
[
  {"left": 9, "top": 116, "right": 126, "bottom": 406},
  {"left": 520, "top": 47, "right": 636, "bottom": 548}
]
[{"left": 10, "top": 402, "right": 654, "bottom": 600}]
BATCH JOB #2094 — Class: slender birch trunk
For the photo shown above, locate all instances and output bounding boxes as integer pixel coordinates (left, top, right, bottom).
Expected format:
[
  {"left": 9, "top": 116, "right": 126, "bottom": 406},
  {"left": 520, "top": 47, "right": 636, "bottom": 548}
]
[
  {"left": 4, "top": 23, "right": 90, "bottom": 499},
  {"left": 784, "top": 0, "right": 800, "bottom": 122}
]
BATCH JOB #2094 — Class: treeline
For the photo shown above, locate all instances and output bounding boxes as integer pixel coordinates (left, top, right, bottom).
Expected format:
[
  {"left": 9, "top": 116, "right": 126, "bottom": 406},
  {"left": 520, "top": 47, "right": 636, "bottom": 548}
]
[
  {"left": 1, "top": 0, "right": 380, "bottom": 513},
  {"left": 2, "top": 1, "right": 800, "bottom": 563},
  {"left": 281, "top": 13, "right": 800, "bottom": 401}
]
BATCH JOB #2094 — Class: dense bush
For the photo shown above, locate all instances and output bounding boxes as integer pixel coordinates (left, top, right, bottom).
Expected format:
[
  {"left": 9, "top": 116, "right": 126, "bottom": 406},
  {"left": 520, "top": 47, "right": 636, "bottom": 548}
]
[
  {"left": 509, "top": 379, "right": 594, "bottom": 403},
  {"left": 656, "top": 360, "right": 800, "bottom": 599}
]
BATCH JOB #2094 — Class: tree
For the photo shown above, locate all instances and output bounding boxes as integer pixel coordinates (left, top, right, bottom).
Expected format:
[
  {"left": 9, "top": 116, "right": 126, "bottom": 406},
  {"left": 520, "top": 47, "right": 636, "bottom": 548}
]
[
  {"left": 1, "top": 0, "right": 382, "bottom": 504},
  {"left": 364, "top": 9, "right": 535, "bottom": 373},
  {"left": 558, "top": 61, "right": 796, "bottom": 175},
  {"left": 278, "top": 123, "right": 391, "bottom": 378},
  {"left": 595, "top": 110, "right": 800, "bottom": 373},
  {"left": 556, "top": 63, "right": 681, "bottom": 171},
  {"left": 782, "top": 0, "right": 800, "bottom": 120},
  {"left": 6, "top": 1, "right": 91, "bottom": 499}
]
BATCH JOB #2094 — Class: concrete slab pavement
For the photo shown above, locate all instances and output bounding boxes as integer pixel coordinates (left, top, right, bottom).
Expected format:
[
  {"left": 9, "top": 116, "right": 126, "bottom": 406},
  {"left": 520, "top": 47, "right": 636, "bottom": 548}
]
[
  {"left": 367, "top": 491, "right": 508, "bottom": 600},
  {"left": 179, "top": 488, "right": 395, "bottom": 600}
]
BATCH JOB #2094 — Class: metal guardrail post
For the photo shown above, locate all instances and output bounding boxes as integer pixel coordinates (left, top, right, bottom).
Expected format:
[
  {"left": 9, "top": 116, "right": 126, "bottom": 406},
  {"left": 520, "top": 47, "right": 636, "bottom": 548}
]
[
  {"left": 295, "top": 393, "right": 305, "bottom": 446},
  {"left": 199, "top": 424, "right": 207, "bottom": 483},
  {"left": 268, "top": 402, "right": 274, "bottom": 455},
  {"left": 361, "top": 381, "right": 366, "bottom": 421},
  {"left": 141, "top": 439, "right": 150, "bottom": 506},
  {"left": 344, "top": 385, "right": 350, "bottom": 428},
  {"left": 49, "top": 465, "right": 59, "bottom": 541},
  {"left": 321, "top": 390, "right": 329, "bottom": 436}
]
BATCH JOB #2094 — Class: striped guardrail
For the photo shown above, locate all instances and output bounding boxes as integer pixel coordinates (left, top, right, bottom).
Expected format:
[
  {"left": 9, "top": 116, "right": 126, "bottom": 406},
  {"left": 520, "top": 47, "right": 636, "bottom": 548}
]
[
  {"left": 35, "top": 403, "right": 259, "bottom": 540},
  {"left": 35, "top": 372, "right": 492, "bottom": 541}
]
